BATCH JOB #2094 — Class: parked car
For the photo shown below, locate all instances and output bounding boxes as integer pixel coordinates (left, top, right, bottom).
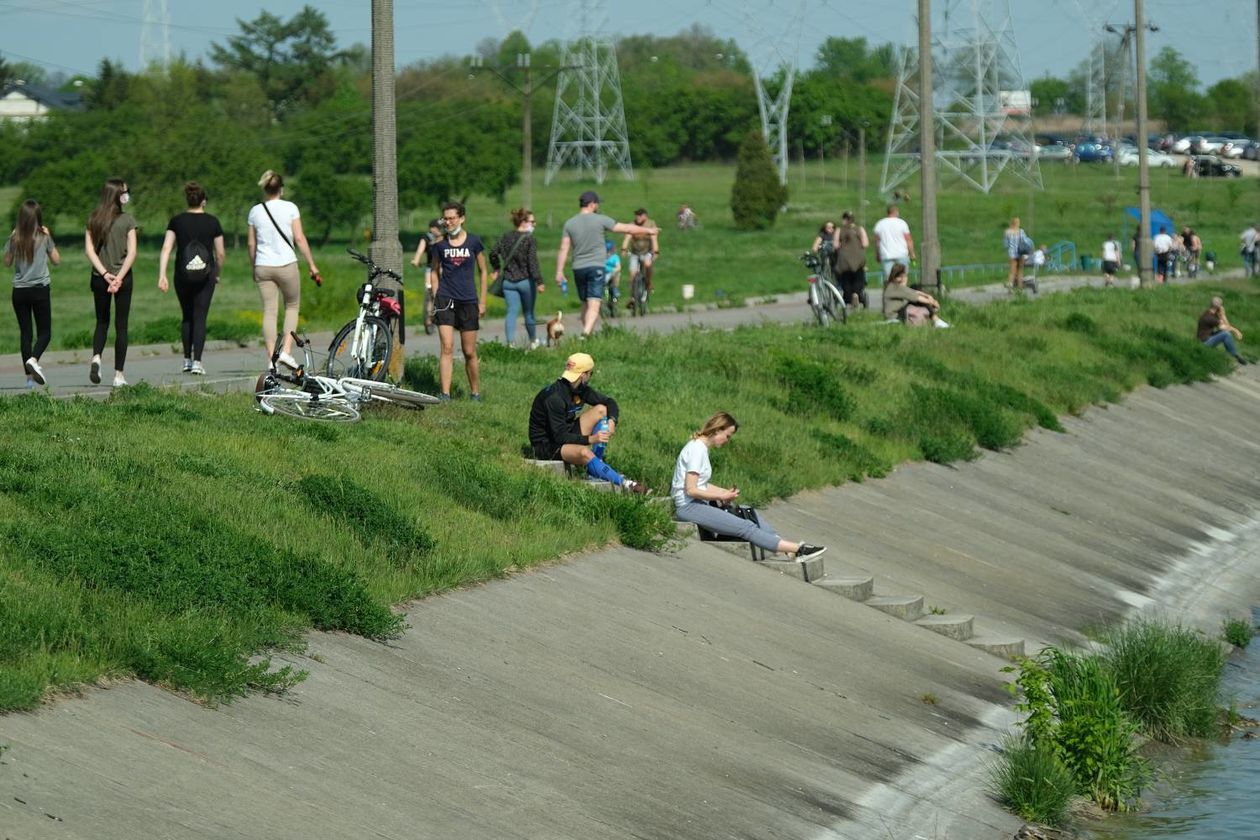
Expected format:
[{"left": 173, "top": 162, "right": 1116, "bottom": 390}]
[
  {"left": 1191, "top": 137, "right": 1225, "bottom": 154},
  {"left": 1037, "top": 143, "right": 1073, "bottom": 161},
  {"left": 1208, "top": 138, "right": 1245, "bottom": 159},
  {"left": 1191, "top": 154, "right": 1242, "bottom": 177},
  {"left": 1171, "top": 135, "right": 1198, "bottom": 154},
  {"left": 1243, "top": 141, "right": 1260, "bottom": 161},
  {"left": 1117, "top": 146, "right": 1176, "bottom": 167},
  {"left": 1074, "top": 142, "right": 1113, "bottom": 163}
]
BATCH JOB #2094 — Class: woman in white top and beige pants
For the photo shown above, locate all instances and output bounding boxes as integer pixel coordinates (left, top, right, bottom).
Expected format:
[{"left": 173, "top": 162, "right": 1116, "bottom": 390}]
[{"left": 247, "top": 170, "right": 320, "bottom": 368}]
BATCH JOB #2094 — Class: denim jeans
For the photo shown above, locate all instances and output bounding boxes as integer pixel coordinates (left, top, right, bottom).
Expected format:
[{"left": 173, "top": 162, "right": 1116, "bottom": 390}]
[
  {"left": 880, "top": 257, "right": 909, "bottom": 284},
  {"left": 501, "top": 278, "right": 537, "bottom": 345},
  {"left": 1204, "top": 330, "right": 1242, "bottom": 358}
]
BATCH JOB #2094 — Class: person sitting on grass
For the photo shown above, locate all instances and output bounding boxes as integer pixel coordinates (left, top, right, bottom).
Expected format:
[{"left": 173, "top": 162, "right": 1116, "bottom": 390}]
[
  {"left": 671, "top": 411, "right": 826, "bottom": 561},
  {"left": 881, "top": 262, "right": 949, "bottom": 328},
  {"left": 1197, "top": 296, "right": 1248, "bottom": 364},
  {"left": 528, "top": 352, "right": 651, "bottom": 494}
]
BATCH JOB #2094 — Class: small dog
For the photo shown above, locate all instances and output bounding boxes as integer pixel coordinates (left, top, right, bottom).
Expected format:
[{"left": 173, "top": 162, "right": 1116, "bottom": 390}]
[{"left": 546, "top": 311, "right": 566, "bottom": 347}]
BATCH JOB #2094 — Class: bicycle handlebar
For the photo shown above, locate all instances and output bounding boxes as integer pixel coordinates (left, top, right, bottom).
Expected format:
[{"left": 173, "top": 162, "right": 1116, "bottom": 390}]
[{"left": 346, "top": 248, "right": 404, "bottom": 284}]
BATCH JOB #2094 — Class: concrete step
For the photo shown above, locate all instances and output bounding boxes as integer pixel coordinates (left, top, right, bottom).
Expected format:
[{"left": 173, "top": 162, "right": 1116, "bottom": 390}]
[
  {"left": 965, "top": 636, "right": 1026, "bottom": 660},
  {"left": 760, "top": 556, "right": 825, "bottom": 582},
  {"left": 914, "top": 613, "right": 975, "bottom": 642},
  {"left": 811, "top": 575, "right": 875, "bottom": 601},
  {"left": 864, "top": 595, "right": 925, "bottom": 621}
]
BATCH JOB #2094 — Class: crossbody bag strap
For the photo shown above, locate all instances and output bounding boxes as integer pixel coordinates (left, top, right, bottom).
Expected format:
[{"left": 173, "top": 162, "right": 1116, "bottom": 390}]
[
  {"left": 499, "top": 231, "right": 529, "bottom": 275},
  {"left": 261, "top": 202, "right": 295, "bottom": 255}
]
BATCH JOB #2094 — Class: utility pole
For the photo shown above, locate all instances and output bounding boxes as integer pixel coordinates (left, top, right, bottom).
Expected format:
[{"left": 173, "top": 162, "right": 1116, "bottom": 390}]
[
  {"left": 820, "top": 114, "right": 832, "bottom": 184},
  {"left": 918, "top": 0, "right": 940, "bottom": 295},
  {"left": 858, "top": 122, "right": 868, "bottom": 227},
  {"left": 369, "top": 0, "right": 404, "bottom": 377},
  {"left": 471, "top": 53, "right": 562, "bottom": 208},
  {"left": 1134, "top": 0, "right": 1153, "bottom": 288}
]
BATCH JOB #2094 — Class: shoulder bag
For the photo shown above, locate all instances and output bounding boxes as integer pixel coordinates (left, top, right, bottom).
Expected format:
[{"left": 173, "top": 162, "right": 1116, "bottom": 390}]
[{"left": 490, "top": 232, "right": 530, "bottom": 298}]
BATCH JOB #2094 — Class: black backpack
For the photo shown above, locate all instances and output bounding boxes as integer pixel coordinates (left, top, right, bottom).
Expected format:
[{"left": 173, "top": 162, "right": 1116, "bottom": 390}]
[{"left": 180, "top": 239, "right": 212, "bottom": 281}]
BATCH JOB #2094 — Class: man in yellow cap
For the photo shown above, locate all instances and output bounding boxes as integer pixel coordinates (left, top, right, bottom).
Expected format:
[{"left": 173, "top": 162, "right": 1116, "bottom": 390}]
[{"left": 527, "top": 352, "right": 650, "bottom": 493}]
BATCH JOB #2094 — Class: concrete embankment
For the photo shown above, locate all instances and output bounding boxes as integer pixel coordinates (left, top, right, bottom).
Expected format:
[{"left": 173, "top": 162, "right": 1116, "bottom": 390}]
[{"left": 3, "top": 372, "right": 1260, "bottom": 840}]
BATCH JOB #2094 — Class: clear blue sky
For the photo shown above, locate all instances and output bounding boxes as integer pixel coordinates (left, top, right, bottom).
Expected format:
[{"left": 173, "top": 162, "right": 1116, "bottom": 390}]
[{"left": 1, "top": 0, "right": 1255, "bottom": 88}]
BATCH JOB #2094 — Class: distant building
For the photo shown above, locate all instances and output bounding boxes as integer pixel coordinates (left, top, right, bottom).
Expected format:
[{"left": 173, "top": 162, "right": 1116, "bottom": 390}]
[{"left": 0, "top": 81, "right": 83, "bottom": 122}]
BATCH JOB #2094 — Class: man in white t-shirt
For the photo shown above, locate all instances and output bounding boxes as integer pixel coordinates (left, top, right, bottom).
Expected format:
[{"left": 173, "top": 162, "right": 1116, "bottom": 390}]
[
  {"left": 872, "top": 204, "right": 916, "bottom": 285},
  {"left": 1101, "top": 234, "right": 1121, "bottom": 287},
  {"left": 1152, "top": 225, "right": 1175, "bottom": 284},
  {"left": 1241, "top": 223, "right": 1258, "bottom": 278}
]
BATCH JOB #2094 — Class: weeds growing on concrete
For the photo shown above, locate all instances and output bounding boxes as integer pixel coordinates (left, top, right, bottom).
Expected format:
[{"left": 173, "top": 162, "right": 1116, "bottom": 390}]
[
  {"left": 1101, "top": 618, "right": 1228, "bottom": 741},
  {"left": 989, "top": 735, "right": 1077, "bottom": 826},
  {"left": 1221, "top": 616, "right": 1254, "bottom": 649}
]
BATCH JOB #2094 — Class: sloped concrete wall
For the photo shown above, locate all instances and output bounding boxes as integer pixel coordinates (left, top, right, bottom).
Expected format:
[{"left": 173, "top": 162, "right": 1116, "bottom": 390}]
[{"left": 2, "top": 373, "right": 1259, "bottom": 840}]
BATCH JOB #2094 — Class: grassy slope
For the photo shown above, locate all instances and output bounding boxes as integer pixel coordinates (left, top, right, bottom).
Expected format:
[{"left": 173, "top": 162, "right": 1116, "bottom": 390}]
[
  {"left": 0, "top": 280, "right": 1254, "bottom": 711},
  {"left": 3, "top": 161, "right": 1257, "bottom": 351}
]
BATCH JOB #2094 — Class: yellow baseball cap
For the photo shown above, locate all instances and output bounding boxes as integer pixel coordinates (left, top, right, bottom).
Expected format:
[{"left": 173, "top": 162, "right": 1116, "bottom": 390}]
[{"left": 561, "top": 353, "right": 595, "bottom": 382}]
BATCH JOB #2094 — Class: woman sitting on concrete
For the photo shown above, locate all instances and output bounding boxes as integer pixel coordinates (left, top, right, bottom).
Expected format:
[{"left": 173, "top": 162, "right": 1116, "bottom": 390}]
[
  {"left": 671, "top": 411, "right": 826, "bottom": 560},
  {"left": 1197, "top": 296, "right": 1247, "bottom": 364}
]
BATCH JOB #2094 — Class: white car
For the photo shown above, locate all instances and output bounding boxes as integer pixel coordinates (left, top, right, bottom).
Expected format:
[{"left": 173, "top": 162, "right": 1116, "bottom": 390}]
[
  {"left": 1210, "top": 138, "right": 1245, "bottom": 159},
  {"left": 1171, "top": 136, "right": 1195, "bottom": 154},
  {"left": 1117, "top": 147, "right": 1176, "bottom": 167}
]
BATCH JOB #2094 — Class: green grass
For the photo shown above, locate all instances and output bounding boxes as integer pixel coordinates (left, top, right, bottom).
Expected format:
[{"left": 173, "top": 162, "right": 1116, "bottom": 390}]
[
  {"left": 1101, "top": 618, "right": 1229, "bottom": 742},
  {"left": 1222, "top": 616, "right": 1255, "bottom": 648},
  {"left": 0, "top": 281, "right": 1256, "bottom": 710},
  {"left": 7, "top": 159, "right": 1258, "bottom": 351},
  {"left": 989, "top": 735, "right": 1078, "bottom": 827}
]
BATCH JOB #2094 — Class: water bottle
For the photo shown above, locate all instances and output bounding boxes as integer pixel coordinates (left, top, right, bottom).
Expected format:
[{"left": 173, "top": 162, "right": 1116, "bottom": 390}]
[
  {"left": 591, "top": 417, "right": 609, "bottom": 459},
  {"left": 560, "top": 278, "right": 569, "bottom": 296}
]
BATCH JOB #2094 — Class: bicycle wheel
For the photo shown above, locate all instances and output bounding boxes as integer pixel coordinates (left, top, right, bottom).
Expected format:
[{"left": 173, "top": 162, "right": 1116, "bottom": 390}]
[
  {"left": 258, "top": 394, "right": 361, "bottom": 422},
  {"left": 632, "top": 273, "right": 649, "bottom": 317},
  {"left": 825, "top": 284, "right": 846, "bottom": 325},
  {"left": 606, "top": 289, "right": 618, "bottom": 319},
  {"left": 328, "top": 316, "right": 393, "bottom": 381},
  {"left": 809, "top": 287, "right": 832, "bottom": 327},
  {"left": 339, "top": 378, "right": 442, "bottom": 408}
]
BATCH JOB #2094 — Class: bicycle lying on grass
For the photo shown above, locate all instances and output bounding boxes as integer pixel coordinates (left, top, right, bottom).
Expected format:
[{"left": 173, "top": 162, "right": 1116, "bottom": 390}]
[
  {"left": 327, "top": 248, "right": 402, "bottom": 381},
  {"left": 800, "top": 251, "right": 846, "bottom": 327},
  {"left": 255, "top": 332, "right": 440, "bottom": 422}
]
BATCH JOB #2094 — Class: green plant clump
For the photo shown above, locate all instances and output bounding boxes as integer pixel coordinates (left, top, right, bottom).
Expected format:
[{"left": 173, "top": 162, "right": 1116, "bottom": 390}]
[
  {"left": 989, "top": 735, "right": 1078, "bottom": 827},
  {"left": 1222, "top": 616, "right": 1254, "bottom": 648},
  {"left": 1102, "top": 618, "right": 1228, "bottom": 741}
]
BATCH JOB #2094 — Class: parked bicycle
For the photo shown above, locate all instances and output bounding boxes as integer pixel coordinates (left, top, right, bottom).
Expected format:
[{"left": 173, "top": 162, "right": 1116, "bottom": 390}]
[
  {"left": 800, "top": 251, "right": 846, "bottom": 327},
  {"left": 255, "top": 332, "right": 440, "bottom": 422},
  {"left": 327, "top": 248, "right": 402, "bottom": 381}
]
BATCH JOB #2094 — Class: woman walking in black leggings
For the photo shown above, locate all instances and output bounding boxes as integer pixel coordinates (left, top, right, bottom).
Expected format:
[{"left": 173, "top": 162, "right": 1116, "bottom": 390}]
[
  {"left": 84, "top": 178, "right": 138, "bottom": 387},
  {"left": 158, "top": 182, "right": 225, "bottom": 375},
  {"left": 4, "top": 199, "right": 61, "bottom": 388}
]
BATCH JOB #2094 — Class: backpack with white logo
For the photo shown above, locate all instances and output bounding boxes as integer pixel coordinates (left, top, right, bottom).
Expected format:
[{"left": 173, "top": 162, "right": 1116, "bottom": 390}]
[{"left": 181, "top": 239, "right": 212, "bottom": 282}]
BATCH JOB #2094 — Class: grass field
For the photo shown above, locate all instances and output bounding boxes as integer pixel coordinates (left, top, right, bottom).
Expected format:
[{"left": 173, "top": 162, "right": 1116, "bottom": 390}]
[
  {"left": 1, "top": 278, "right": 1254, "bottom": 711},
  {"left": 4, "top": 159, "right": 1258, "bottom": 352}
]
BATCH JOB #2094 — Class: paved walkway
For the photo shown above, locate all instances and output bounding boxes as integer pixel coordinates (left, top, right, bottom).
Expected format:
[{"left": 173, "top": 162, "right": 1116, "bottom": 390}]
[{"left": 2, "top": 269, "right": 1239, "bottom": 399}]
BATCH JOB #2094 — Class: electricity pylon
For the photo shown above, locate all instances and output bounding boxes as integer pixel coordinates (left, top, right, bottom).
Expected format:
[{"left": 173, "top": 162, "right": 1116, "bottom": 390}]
[
  {"left": 140, "top": 0, "right": 171, "bottom": 68},
  {"left": 882, "top": 0, "right": 1041, "bottom": 194},
  {"left": 743, "top": 1, "right": 804, "bottom": 185},
  {"left": 544, "top": 0, "right": 632, "bottom": 184}
]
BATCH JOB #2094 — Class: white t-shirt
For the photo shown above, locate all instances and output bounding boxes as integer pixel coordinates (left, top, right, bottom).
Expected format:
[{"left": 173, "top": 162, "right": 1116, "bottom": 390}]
[
  {"left": 671, "top": 438, "right": 712, "bottom": 510},
  {"left": 248, "top": 199, "right": 300, "bottom": 266},
  {"left": 1102, "top": 240, "right": 1120, "bottom": 262},
  {"left": 872, "top": 216, "right": 911, "bottom": 261},
  {"left": 1153, "top": 233, "right": 1174, "bottom": 255}
]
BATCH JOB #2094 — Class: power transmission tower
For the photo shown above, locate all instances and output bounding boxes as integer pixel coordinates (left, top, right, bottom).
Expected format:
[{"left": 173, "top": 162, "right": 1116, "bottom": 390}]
[
  {"left": 140, "top": 0, "right": 171, "bottom": 68},
  {"left": 544, "top": 0, "right": 632, "bottom": 184},
  {"left": 1083, "top": 37, "right": 1108, "bottom": 137},
  {"left": 739, "top": 1, "right": 805, "bottom": 186},
  {"left": 882, "top": 0, "right": 1041, "bottom": 195}
]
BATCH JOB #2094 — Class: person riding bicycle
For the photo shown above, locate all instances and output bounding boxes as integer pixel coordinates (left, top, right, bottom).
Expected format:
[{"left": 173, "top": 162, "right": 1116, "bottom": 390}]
[
  {"left": 410, "top": 217, "right": 444, "bottom": 333},
  {"left": 528, "top": 352, "right": 651, "bottom": 494},
  {"left": 603, "top": 240, "right": 621, "bottom": 307},
  {"left": 620, "top": 208, "right": 659, "bottom": 293}
]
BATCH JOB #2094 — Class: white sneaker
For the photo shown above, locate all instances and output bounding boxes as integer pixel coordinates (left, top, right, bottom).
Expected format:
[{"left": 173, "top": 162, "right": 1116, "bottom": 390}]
[
  {"left": 528, "top": 339, "right": 542, "bottom": 351},
  {"left": 933, "top": 318, "right": 951, "bottom": 329},
  {"left": 277, "top": 351, "right": 300, "bottom": 370},
  {"left": 113, "top": 373, "right": 128, "bottom": 387},
  {"left": 182, "top": 358, "right": 194, "bottom": 372},
  {"left": 190, "top": 360, "right": 205, "bottom": 375},
  {"left": 25, "top": 358, "right": 46, "bottom": 386}
]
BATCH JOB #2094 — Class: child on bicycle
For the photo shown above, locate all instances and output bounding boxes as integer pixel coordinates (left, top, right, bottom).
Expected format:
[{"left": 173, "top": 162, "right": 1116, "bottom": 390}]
[{"left": 603, "top": 240, "right": 621, "bottom": 306}]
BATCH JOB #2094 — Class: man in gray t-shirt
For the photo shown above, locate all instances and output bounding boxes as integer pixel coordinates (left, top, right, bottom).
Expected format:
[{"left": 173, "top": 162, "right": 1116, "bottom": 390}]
[{"left": 556, "top": 191, "right": 658, "bottom": 337}]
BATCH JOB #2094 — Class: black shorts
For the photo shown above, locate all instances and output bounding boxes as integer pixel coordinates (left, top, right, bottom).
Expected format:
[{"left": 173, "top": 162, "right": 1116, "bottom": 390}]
[
  {"left": 433, "top": 296, "right": 479, "bottom": 331},
  {"left": 530, "top": 420, "right": 583, "bottom": 460},
  {"left": 1102, "top": 260, "right": 1118, "bottom": 275}
]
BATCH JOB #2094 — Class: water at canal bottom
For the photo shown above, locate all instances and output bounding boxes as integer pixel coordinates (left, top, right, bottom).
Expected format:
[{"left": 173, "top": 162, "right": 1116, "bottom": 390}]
[{"left": 1087, "top": 616, "right": 1260, "bottom": 839}]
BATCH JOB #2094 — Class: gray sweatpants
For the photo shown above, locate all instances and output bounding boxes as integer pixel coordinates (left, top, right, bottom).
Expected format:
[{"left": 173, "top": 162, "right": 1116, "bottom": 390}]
[{"left": 675, "top": 501, "right": 782, "bottom": 552}]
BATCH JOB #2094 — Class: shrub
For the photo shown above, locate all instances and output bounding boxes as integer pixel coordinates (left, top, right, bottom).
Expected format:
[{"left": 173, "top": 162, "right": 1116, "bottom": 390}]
[
  {"left": 730, "top": 128, "right": 787, "bottom": 230},
  {"left": 1102, "top": 618, "right": 1228, "bottom": 741},
  {"left": 989, "top": 735, "right": 1077, "bottom": 826},
  {"left": 774, "top": 354, "right": 856, "bottom": 420}
]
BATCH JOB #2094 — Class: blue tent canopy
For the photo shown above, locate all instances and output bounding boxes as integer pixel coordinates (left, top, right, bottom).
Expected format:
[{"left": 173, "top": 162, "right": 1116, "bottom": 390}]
[{"left": 1124, "top": 207, "right": 1176, "bottom": 237}]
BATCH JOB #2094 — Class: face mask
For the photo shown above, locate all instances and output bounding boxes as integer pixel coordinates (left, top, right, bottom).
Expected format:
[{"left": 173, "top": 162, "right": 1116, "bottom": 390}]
[
  {"left": 446, "top": 225, "right": 462, "bottom": 236},
  {"left": 525, "top": 223, "right": 535, "bottom": 233},
  {"left": 120, "top": 192, "right": 131, "bottom": 205}
]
